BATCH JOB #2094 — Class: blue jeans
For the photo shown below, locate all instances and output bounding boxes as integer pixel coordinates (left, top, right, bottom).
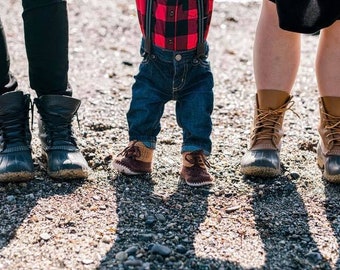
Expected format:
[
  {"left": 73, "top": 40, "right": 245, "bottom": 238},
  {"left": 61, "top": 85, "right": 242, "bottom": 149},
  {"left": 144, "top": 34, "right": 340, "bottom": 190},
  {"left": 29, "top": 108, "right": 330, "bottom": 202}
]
[{"left": 127, "top": 40, "right": 214, "bottom": 155}]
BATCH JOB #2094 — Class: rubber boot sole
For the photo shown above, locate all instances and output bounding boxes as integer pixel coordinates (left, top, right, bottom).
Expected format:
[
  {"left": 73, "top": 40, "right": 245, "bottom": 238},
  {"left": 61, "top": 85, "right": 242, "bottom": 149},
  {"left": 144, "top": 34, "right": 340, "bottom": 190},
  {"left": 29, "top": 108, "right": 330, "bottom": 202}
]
[
  {"left": 112, "top": 162, "right": 150, "bottom": 176},
  {"left": 240, "top": 166, "right": 280, "bottom": 178},
  {"left": 317, "top": 157, "right": 340, "bottom": 183},
  {"left": 0, "top": 171, "right": 34, "bottom": 182},
  {"left": 180, "top": 174, "right": 214, "bottom": 187},
  {"left": 48, "top": 168, "right": 88, "bottom": 180}
]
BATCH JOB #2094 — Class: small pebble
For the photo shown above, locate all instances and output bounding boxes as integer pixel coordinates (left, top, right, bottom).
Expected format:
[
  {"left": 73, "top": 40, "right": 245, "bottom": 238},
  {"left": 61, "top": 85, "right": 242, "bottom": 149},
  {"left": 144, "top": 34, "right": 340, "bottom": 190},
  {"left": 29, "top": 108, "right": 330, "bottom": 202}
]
[
  {"left": 82, "top": 259, "right": 94, "bottom": 265},
  {"left": 175, "top": 244, "right": 187, "bottom": 254},
  {"left": 6, "top": 195, "right": 15, "bottom": 202},
  {"left": 124, "top": 260, "right": 143, "bottom": 267},
  {"left": 150, "top": 243, "right": 172, "bottom": 256},
  {"left": 125, "top": 246, "right": 138, "bottom": 256},
  {"left": 40, "top": 233, "right": 51, "bottom": 241},
  {"left": 115, "top": 251, "right": 128, "bottom": 262}
]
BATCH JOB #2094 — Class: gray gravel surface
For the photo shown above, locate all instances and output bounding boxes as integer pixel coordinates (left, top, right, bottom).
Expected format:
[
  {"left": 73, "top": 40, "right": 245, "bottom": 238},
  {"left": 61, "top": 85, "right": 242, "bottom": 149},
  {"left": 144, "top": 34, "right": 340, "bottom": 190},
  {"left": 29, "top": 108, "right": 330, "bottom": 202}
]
[{"left": 1, "top": 1, "right": 340, "bottom": 269}]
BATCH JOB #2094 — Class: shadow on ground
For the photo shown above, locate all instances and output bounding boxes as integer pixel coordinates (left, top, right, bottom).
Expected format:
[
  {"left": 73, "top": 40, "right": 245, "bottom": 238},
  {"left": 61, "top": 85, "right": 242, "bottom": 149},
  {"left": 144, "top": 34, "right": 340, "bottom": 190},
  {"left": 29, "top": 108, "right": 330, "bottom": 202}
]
[
  {"left": 99, "top": 174, "right": 243, "bottom": 269},
  {"left": 0, "top": 175, "right": 85, "bottom": 249},
  {"left": 324, "top": 182, "right": 340, "bottom": 269},
  {"left": 247, "top": 176, "right": 331, "bottom": 269},
  {"left": 99, "top": 173, "right": 337, "bottom": 269}
]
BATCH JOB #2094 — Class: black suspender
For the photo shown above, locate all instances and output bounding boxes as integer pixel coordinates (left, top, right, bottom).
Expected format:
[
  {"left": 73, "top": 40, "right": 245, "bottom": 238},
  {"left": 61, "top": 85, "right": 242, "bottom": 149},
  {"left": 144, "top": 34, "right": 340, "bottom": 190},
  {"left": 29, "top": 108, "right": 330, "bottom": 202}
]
[
  {"left": 196, "top": 0, "right": 205, "bottom": 57},
  {"left": 144, "top": 0, "right": 153, "bottom": 54},
  {"left": 144, "top": 0, "right": 206, "bottom": 57}
]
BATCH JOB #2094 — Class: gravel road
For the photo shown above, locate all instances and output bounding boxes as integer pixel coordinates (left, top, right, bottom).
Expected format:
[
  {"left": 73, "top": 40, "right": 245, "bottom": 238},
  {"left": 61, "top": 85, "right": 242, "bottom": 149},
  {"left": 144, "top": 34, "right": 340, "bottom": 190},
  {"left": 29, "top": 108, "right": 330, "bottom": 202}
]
[{"left": 1, "top": 1, "right": 340, "bottom": 269}]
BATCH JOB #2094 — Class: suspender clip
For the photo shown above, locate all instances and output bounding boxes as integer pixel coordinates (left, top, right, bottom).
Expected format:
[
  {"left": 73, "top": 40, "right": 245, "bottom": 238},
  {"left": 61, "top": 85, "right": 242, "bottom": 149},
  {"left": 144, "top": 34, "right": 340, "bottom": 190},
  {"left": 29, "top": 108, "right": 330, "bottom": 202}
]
[{"left": 196, "top": 42, "right": 206, "bottom": 58}]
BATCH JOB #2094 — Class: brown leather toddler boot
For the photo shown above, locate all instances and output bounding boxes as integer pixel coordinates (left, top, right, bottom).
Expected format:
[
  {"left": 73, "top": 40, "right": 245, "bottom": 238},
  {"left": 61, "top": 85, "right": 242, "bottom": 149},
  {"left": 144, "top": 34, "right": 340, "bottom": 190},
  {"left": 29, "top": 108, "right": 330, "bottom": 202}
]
[
  {"left": 180, "top": 151, "right": 213, "bottom": 187},
  {"left": 113, "top": 141, "right": 153, "bottom": 175},
  {"left": 241, "top": 89, "right": 292, "bottom": 177},
  {"left": 317, "top": 96, "right": 340, "bottom": 183}
]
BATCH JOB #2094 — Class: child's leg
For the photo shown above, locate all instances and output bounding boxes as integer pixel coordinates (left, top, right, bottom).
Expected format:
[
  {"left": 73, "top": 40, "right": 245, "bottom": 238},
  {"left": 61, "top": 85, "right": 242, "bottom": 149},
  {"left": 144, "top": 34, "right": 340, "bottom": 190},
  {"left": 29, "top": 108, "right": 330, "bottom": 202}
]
[
  {"left": 114, "top": 48, "right": 172, "bottom": 175},
  {"left": 127, "top": 56, "right": 172, "bottom": 148},
  {"left": 127, "top": 79, "right": 167, "bottom": 149},
  {"left": 175, "top": 58, "right": 214, "bottom": 155},
  {"left": 175, "top": 50, "right": 214, "bottom": 186}
]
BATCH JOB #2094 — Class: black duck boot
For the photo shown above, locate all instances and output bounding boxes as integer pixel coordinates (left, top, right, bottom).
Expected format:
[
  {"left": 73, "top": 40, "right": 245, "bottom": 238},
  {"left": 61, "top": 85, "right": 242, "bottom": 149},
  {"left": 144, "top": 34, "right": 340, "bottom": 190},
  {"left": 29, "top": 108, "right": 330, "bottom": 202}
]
[
  {"left": 0, "top": 91, "right": 34, "bottom": 182},
  {"left": 34, "top": 95, "right": 89, "bottom": 180}
]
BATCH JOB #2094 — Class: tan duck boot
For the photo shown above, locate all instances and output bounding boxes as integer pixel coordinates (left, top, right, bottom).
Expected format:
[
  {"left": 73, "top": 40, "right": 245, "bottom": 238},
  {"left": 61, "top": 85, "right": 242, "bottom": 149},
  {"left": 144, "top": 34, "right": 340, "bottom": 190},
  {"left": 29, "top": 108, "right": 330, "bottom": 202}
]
[
  {"left": 317, "top": 97, "right": 340, "bottom": 183},
  {"left": 241, "top": 89, "right": 292, "bottom": 177},
  {"left": 113, "top": 141, "right": 154, "bottom": 175}
]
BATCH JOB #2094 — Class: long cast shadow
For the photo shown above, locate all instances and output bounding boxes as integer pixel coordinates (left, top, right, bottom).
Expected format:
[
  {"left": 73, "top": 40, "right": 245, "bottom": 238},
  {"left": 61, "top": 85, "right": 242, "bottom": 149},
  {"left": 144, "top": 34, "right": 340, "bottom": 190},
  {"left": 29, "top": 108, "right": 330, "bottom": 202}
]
[
  {"left": 247, "top": 176, "right": 331, "bottom": 269},
  {"left": 100, "top": 174, "right": 243, "bottom": 269},
  {"left": 0, "top": 175, "right": 85, "bottom": 249},
  {"left": 324, "top": 182, "right": 340, "bottom": 269}
]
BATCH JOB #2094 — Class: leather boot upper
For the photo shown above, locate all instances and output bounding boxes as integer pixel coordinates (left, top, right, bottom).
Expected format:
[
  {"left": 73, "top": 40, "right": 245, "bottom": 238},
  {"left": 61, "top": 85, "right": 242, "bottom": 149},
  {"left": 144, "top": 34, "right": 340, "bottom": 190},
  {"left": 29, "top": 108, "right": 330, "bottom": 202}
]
[
  {"left": 35, "top": 94, "right": 89, "bottom": 179},
  {"left": 0, "top": 91, "right": 34, "bottom": 181},
  {"left": 113, "top": 141, "right": 154, "bottom": 175},
  {"left": 318, "top": 96, "right": 340, "bottom": 156},
  {"left": 249, "top": 89, "right": 292, "bottom": 151},
  {"left": 240, "top": 89, "right": 293, "bottom": 177}
]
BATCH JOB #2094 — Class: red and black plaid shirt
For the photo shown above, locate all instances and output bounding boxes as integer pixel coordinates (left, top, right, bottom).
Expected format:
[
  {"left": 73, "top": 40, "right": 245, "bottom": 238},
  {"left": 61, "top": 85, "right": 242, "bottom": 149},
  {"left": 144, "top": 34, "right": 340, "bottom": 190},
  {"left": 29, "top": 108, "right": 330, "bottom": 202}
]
[{"left": 136, "top": 0, "right": 214, "bottom": 51}]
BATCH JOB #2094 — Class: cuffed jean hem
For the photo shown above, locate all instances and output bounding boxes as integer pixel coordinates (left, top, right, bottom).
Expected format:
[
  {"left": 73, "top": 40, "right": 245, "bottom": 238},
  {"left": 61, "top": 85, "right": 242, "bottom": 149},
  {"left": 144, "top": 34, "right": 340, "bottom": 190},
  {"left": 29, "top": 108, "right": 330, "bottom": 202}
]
[
  {"left": 181, "top": 145, "right": 210, "bottom": 156},
  {"left": 141, "top": 141, "right": 156, "bottom": 149},
  {"left": 129, "top": 137, "right": 156, "bottom": 149}
]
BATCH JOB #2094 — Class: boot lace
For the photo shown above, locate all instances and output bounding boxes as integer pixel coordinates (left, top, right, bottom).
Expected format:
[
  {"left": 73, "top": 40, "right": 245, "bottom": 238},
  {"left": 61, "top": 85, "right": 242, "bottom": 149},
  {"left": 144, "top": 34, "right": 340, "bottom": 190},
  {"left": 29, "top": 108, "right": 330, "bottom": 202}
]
[
  {"left": 118, "top": 141, "right": 141, "bottom": 159},
  {"left": 1, "top": 99, "right": 32, "bottom": 147},
  {"left": 323, "top": 112, "right": 340, "bottom": 147},
  {"left": 184, "top": 151, "right": 210, "bottom": 170},
  {"left": 39, "top": 111, "right": 78, "bottom": 146},
  {"left": 252, "top": 101, "right": 297, "bottom": 142},
  {"left": 1, "top": 115, "right": 28, "bottom": 145}
]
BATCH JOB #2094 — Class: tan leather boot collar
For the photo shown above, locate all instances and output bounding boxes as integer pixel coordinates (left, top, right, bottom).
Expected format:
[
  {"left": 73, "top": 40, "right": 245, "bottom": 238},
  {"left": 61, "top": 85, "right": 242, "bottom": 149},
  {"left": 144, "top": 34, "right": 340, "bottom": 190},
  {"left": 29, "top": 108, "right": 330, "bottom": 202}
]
[
  {"left": 257, "top": 89, "right": 290, "bottom": 110},
  {"left": 131, "top": 141, "right": 154, "bottom": 163},
  {"left": 320, "top": 96, "right": 340, "bottom": 116}
]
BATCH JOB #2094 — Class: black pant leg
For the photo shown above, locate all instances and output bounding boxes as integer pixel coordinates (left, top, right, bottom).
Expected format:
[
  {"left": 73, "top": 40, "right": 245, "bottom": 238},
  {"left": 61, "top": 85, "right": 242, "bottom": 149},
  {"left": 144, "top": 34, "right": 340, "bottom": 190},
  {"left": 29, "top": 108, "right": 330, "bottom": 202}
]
[
  {"left": 0, "top": 18, "right": 10, "bottom": 88},
  {"left": 22, "top": 0, "right": 71, "bottom": 96}
]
